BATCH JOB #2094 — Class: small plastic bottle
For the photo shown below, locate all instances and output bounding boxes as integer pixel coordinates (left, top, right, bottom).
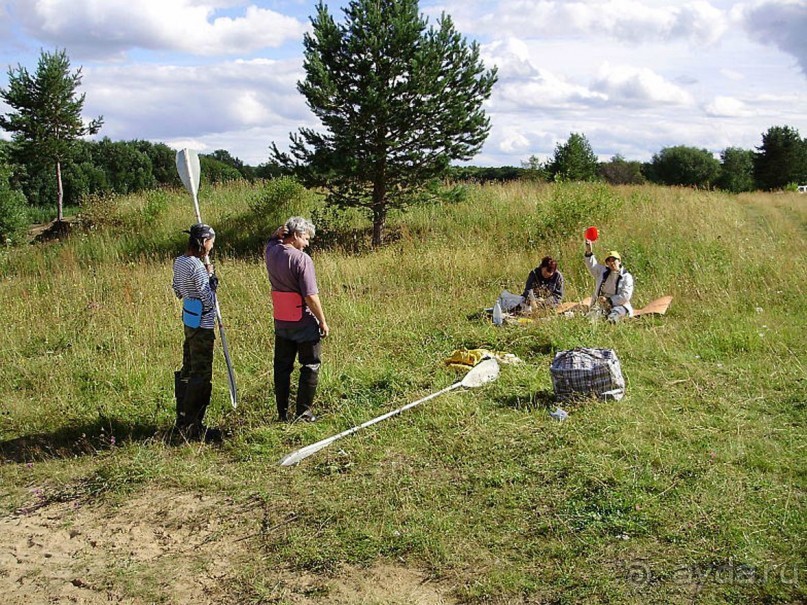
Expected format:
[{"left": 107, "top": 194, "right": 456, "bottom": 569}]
[
  {"left": 550, "top": 407, "right": 568, "bottom": 421},
  {"left": 492, "top": 301, "right": 503, "bottom": 326}
]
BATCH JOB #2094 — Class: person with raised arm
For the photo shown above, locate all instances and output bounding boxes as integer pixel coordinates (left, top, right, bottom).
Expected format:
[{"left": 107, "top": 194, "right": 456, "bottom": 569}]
[{"left": 584, "top": 238, "right": 634, "bottom": 323}]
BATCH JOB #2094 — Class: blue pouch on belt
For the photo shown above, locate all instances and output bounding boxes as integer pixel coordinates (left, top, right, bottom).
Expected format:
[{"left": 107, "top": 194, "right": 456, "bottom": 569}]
[{"left": 182, "top": 298, "right": 203, "bottom": 328}]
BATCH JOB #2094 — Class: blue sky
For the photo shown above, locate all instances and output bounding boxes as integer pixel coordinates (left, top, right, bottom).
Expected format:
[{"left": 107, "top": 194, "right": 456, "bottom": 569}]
[{"left": 0, "top": 0, "right": 805, "bottom": 167}]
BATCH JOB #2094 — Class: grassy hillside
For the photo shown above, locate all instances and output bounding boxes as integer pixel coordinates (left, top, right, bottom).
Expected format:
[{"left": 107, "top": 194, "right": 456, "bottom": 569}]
[{"left": 0, "top": 180, "right": 804, "bottom": 604}]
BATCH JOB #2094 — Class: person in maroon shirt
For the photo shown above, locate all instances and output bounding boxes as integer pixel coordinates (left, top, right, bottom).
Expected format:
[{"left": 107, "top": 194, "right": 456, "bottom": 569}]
[{"left": 265, "top": 217, "right": 330, "bottom": 422}]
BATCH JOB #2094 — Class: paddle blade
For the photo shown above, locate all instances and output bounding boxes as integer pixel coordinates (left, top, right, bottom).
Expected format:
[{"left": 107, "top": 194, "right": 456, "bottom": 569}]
[
  {"left": 460, "top": 358, "right": 499, "bottom": 388},
  {"left": 176, "top": 149, "right": 201, "bottom": 197},
  {"left": 585, "top": 226, "right": 599, "bottom": 241},
  {"left": 279, "top": 436, "right": 339, "bottom": 467}
]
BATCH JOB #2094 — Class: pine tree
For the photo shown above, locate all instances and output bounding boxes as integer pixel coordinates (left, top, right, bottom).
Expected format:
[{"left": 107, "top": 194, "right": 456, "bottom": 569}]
[
  {"left": 753, "top": 125, "right": 807, "bottom": 191},
  {"left": 272, "top": 0, "right": 497, "bottom": 246},
  {"left": 547, "top": 133, "right": 599, "bottom": 182},
  {"left": 0, "top": 49, "right": 103, "bottom": 223}
]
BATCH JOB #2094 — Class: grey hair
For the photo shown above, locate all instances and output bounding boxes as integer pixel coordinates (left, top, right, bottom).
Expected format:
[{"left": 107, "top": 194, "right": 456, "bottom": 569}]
[{"left": 285, "top": 216, "right": 316, "bottom": 238}]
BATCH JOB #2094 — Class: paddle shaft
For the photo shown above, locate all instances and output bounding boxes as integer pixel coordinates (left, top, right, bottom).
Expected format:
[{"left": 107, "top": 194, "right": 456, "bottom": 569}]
[
  {"left": 279, "top": 381, "right": 463, "bottom": 466},
  {"left": 213, "top": 293, "right": 237, "bottom": 408}
]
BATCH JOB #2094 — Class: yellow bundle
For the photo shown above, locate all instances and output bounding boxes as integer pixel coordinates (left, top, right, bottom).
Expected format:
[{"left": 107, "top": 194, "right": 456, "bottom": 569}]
[{"left": 443, "top": 348, "right": 492, "bottom": 369}]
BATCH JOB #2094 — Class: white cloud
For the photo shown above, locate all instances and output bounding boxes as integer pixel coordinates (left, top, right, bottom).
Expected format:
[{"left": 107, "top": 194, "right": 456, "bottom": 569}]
[
  {"left": 10, "top": 0, "right": 307, "bottom": 58},
  {"left": 482, "top": 38, "right": 539, "bottom": 78},
  {"left": 736, "top": 91, "right": 807, "bottom": 125},
  {"left": 704, "top": 95, "right": 754, "bottom": 116},
  {"left": 735, "top": 0, "right": 807, "bottom": 75},
  {"left": 450, "top": 1, "right": 806, "bottom": 82},
  {"left": 163, "top": 126, "right": 284, "bottom": 163},
  {"left": 591, "top": 63, "right": 695, "bottom": 105},
  {"left": 438, "top": 0, "right": 729, "bottom": 46},
  {"left": 666, "top": 1, "right": 728, "bottom": 45},
  {"left": 719, "top": 68, "right": 745, "bottom": 80},
  {"left": 495, "top": 73, "right": 608, "bottom": 110},
  {"left": 0, "top": 2, "right": 10, "bottom": 27},
  {"left": 496, "top": 130, "right": 531, "bottom": 154},
  {"left": 232, "top": 90, "right": 270, "bottom": 125},
  {"left": 482, "top": 39, "right": 608, "bottom": 110},
  {"left": 2, "top": 0, "right": 806, "bottom": 168},
  {"left": 80, "top": 56, "right": 312, "bottom": 163}
]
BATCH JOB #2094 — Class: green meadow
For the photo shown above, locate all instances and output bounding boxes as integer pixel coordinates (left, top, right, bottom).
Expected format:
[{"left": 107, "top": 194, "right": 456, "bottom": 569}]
[{"left": 0, "top": 180, "right": 804, "bottom": 604}]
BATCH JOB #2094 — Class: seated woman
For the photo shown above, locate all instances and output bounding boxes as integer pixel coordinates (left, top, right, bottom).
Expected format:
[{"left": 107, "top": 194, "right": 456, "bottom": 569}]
[
  {"left": 521, "top": 256, "right": 565, "bottom": 310},
  {"left": 583, "top": 239, "right": 634, "bottom": 323}
]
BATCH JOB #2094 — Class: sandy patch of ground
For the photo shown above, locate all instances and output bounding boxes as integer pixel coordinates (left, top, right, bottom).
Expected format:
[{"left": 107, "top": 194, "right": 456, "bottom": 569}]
[
  {"left": 0, "top": 488, "right": 455, "bottom": 604},
  {"left": 268, "top": 564, "right": 454, "bottom": 604},
  {"left": 0, "top": 489, "right": 245, "bottom": 604}
]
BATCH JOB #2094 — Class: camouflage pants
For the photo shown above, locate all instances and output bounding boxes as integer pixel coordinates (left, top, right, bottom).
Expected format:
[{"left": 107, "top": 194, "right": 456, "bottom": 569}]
[{"left": 180, "top": 326, "right": 215, "bottom": 382}]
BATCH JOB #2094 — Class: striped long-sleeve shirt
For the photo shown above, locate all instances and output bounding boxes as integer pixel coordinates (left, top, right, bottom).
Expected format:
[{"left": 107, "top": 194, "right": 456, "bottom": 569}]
[{"left": 172, "top": 255, "right": 216, "bottom": 329}]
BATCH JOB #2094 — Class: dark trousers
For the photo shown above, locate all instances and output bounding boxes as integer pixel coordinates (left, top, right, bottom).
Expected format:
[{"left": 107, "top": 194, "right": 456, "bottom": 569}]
[
  {"left": 176, "top": 327, "right": 215, "bottom": 428},
  {"left": 274, "top": 334, "right": 321, "bottom": 420}
]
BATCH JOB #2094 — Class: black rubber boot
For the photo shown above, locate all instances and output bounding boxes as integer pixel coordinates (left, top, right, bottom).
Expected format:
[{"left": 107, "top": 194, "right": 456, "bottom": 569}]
[
  {"left": 295, "top": 363, "right": 319, "bottom": 419},
  {"left": 196, "top": 381, "right": 223, "bottom": 442},
  {"left": 181, "top": 379, "right": 223, "bottom": 443},
  {"left": 187, "top": 378, "right": 211, "bottom": 427},
  {"left": 181, "top": 377, "right": 209, "bottom": 437},
  {"left": 174, "top": 371, "right": 189, "bottom": 429},
  {"left": 275, "top": 374, "right": 291, "bottom": 422}
]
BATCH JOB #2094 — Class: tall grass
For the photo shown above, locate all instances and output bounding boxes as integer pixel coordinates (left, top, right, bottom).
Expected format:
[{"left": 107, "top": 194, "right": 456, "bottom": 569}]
[{"left": 0, "top": 181, "right": 804, "bottom": 603}]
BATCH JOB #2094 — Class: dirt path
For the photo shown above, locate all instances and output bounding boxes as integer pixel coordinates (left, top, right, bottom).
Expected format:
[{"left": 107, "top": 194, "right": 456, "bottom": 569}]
[{"left": 0, "top": 488, "right": 454, "bottom": 604}]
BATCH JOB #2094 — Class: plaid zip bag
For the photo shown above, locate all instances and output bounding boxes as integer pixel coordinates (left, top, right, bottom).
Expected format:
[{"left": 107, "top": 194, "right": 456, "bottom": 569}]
[{"left": 550, "top": 347, "right": 625, "bottom": 401}]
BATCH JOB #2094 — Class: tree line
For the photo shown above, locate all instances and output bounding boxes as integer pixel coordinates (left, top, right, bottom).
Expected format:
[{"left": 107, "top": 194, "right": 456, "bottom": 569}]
[
  {"left": 2, "top": 1, "right": 806, "bottom": 248},
  {"left": 460, "top": 128, "right": 807, "bottom": 192},
  {"left": 0, "top": 137, "right": 279, "bottom": 205},
  {"left": 0, "top": 134, "right": 281, "bottom": 243}
]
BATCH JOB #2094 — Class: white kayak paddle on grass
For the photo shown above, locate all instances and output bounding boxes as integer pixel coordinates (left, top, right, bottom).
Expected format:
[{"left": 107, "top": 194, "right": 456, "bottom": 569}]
[
  {"left": 279, "top": 357, "right": 500, "bottom": 466},
  {"left": 175, "top": 148, "right": 238, "bottom": 409}
]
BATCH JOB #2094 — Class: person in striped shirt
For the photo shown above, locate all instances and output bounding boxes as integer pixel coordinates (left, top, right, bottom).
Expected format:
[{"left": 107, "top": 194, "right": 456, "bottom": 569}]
[{"left": 171, "top": 223, "right": 222, "bottom": 442}]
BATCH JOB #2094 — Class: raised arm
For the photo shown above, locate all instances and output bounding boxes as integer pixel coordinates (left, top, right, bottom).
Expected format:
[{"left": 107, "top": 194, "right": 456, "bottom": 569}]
[{"left": 583, "top": 239, "right": 602, "bottom": 277}]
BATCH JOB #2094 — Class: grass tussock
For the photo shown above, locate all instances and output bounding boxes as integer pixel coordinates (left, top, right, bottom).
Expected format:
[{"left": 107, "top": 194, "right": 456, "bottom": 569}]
[{"left": 0, "top": 181, "right": 804, "bottom": 604}]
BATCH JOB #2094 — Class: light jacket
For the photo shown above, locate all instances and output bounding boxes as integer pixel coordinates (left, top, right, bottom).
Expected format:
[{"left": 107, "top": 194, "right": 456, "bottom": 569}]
[{"left": 584, "top": 253, "right": 634, "bottom": 316}]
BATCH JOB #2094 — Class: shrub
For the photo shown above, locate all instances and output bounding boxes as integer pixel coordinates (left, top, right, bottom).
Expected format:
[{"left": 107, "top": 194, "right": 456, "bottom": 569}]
[
  {"left": 140, "top": 190, "right": 169, "bottom": 226},
  {"left": 0, "top": 167, "right": 29, "bottom": 245},
  {"left": 425, "top": 179, "right": 469, "bottom": 205},
  {"left": 537, "top": 182, "right": 623, "bottom": 240},
  {"left": 79, "top": 193, "right": 124, "bottom": 230},
  {"left": 250, "top": 176, "right": 320, "bottom": 222}
]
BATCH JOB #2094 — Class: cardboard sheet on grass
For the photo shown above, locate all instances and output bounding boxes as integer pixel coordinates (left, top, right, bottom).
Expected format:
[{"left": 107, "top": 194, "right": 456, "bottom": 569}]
[
  {"left": 490, "top": 291, "right": 673, "bottom": 324},
  {"left": 556, "top": 295, "right": 673, "bottom": 317}
]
